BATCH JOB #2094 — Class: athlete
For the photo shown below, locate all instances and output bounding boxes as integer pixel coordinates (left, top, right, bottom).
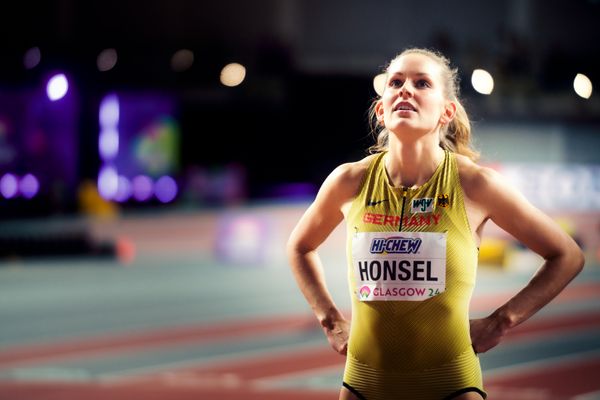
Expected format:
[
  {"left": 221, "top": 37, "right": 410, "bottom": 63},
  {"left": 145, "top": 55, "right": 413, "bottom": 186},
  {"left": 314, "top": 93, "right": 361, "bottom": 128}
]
[{"left": 286, "top": 48, "right": 584, "bottom": 400}]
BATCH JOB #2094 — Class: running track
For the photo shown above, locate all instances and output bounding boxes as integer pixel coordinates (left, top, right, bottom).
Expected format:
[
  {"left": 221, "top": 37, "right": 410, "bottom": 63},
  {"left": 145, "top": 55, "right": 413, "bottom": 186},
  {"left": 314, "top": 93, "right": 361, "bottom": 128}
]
[{"left": 1, "top": 207, "right": 599, "bottom": 400}]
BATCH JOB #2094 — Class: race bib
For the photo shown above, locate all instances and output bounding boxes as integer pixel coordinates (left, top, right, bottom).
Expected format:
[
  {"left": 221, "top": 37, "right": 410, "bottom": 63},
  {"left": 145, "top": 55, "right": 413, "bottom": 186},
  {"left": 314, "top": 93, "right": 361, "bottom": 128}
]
[{"left": 352, "top": 231, "right": 446, "bottom": 301}]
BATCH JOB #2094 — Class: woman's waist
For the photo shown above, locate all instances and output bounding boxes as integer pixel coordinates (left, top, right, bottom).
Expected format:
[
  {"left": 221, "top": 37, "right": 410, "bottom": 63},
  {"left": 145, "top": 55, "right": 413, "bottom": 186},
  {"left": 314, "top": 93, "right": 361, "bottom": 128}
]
[
  {"left": 350, "top": 300, "right": 470, "bottom": 338},
  {"left": 348, "top": 299, "right": 471, "bottom": 368}
]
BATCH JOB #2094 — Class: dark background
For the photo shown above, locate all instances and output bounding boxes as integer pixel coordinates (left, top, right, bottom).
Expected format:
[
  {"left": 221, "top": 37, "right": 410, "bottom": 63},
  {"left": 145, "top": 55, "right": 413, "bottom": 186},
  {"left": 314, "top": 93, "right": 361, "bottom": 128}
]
[{"left": 1, "top": 0, "right": 599, "bottom": 208}]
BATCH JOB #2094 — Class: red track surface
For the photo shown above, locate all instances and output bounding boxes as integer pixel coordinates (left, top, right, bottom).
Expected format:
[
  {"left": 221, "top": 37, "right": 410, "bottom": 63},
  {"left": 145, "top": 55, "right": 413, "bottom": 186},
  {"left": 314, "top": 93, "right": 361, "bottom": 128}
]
[
  {"left": 0, "top": 315, "right": 317, "bottom": 368},
  {"left": 486, "top": 356, "right": 600, "bottom": 400},
  {"left": 1, "top": 282, "right": 599, "bottom": 400}
]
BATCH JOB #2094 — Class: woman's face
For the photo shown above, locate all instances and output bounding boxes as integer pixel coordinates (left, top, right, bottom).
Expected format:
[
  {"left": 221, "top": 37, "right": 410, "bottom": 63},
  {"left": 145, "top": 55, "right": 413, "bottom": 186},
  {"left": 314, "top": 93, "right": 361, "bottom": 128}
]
[{"left": 376, "top": 53, "right": 454, "bottom": 139}]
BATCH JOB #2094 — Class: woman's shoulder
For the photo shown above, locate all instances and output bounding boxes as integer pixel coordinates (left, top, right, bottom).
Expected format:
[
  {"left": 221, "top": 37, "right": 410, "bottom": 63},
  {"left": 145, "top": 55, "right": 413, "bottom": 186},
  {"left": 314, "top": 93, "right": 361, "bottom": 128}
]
[
  {"left": 319, "top": 153, "right": 380, "bottom": 200},
  {"left": 331, "top": 153, "right": 379, "bottom": 185},
  {"left": 454, "top": 153, "right": 509, "bottom": 202}
]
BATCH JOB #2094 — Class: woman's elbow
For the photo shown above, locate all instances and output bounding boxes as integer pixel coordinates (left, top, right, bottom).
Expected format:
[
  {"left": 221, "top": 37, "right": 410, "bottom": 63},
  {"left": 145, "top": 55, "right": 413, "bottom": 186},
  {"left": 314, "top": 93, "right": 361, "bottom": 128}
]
[
  {"left": 562, "top": 239, "right": 585, "bottom": 276},
  {"left": 286, "top": 235, "right": 298, "bottom": 259},
  {"left": 545, "top": 239, "right": 585, "bottom": 278},
  {"left": 286, "top": 234, "right": 311, "bottom": 261},
  {"left": 572, "top": 246, "right": 585, "bottom": 274}
]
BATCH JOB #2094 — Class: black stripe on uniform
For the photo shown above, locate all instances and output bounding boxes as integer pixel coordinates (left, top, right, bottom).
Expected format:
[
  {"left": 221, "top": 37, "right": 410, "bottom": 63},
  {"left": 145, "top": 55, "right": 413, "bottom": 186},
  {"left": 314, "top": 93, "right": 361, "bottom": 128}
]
[
  {"left": 443, "top": 387, "right": 487, "bottom": 399},
  {"left": 342, "top": 382, "right": 368, "bottom": 400}
]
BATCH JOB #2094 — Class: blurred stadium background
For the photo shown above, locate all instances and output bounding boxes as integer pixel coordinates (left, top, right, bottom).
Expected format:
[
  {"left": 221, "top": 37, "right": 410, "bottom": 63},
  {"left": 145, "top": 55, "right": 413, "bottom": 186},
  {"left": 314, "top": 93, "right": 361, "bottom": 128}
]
[{"left": 1, "top": 1, "right": 599, "bottom": 399}]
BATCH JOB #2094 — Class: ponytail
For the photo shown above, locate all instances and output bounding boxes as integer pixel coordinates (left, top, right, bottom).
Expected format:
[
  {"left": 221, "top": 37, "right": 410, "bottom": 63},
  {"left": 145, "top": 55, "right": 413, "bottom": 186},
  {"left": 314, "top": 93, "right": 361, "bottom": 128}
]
[
  {"left": 367, "top": 100, "right": 388, "bottom": 154},
  {"left": 440, "top": 99, "right": 479, "bottom": 162}
]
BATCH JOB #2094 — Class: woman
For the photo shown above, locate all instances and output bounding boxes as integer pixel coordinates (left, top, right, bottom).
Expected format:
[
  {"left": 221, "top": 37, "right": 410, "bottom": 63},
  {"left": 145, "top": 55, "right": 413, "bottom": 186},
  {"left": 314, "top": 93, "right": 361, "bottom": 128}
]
[{"left": 286, "top": 48, "right": 584, "bottom": 400}]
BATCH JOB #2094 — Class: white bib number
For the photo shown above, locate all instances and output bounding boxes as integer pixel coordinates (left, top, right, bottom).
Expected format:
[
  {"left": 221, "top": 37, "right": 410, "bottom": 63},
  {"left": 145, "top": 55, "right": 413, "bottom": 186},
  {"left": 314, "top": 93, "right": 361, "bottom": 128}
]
[{"left": 352, "top": 231, "right": 446, "bottom": 301}]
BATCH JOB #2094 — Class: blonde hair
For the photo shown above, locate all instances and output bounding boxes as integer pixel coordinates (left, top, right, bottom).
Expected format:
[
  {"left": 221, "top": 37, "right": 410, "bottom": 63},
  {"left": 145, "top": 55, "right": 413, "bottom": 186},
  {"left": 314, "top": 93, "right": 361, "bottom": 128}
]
[{"left": 368, "top": 48, "right": 479, "bottom": 162}]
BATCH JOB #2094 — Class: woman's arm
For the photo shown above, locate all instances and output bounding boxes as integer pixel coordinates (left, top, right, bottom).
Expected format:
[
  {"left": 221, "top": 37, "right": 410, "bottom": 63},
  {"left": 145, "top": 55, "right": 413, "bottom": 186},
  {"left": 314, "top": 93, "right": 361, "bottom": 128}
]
[
  {"left": 465, "top": 165, "right": 585, "bottom": 353},
  {"left": 286, "top": 162, "right": 365, "bottom": 355}
]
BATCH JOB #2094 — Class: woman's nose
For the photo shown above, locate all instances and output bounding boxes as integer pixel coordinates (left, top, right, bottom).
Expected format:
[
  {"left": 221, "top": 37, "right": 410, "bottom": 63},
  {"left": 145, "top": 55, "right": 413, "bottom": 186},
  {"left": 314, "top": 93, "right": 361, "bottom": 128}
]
[{"left": 399, "top": 83, "right": 412, "bottom": 98}]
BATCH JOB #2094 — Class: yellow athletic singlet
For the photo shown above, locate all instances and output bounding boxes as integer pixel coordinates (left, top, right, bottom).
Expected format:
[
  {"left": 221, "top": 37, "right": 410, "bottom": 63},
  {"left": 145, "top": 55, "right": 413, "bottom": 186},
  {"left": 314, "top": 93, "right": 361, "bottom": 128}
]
[{"left": 343, "top": 151, "right": 487, "bottom": 400}]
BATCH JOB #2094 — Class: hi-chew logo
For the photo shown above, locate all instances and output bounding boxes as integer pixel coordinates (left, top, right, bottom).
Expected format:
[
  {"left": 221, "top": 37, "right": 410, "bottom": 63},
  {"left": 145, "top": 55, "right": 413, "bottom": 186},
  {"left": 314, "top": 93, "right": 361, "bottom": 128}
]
[
  {"left": 370, "top": 237, "right": 422, "bottom": 254},
  {"left": 411, "top": 198, "right": 434, "bottom": 213}
]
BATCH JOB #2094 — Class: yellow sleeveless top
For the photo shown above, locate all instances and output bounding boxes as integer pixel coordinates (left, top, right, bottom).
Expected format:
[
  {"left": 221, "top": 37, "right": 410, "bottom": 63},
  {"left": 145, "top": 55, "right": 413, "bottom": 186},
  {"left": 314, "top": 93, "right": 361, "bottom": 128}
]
[{"left": 343, "top": 151, "right": 486, "bottom": 400}]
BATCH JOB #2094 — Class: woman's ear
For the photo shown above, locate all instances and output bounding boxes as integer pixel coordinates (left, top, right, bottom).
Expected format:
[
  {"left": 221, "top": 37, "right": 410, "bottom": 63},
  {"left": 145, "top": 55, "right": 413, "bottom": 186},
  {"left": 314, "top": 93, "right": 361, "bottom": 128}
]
[
  {"left": 375, "top": 101, "right": 385, "bottom": 125},
  {"left": 440, "top": 101, "right": 457, "bottom": 125}
]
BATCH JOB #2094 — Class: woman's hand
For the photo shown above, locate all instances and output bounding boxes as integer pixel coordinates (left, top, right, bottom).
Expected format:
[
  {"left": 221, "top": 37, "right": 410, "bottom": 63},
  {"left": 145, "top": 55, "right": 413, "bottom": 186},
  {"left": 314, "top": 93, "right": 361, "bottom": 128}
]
[
  {"left": 469, "top": 314, "right": 509, "bottom": 354},
  {"left": 323, "top": 317, "right": 351, "bottom": 355}
]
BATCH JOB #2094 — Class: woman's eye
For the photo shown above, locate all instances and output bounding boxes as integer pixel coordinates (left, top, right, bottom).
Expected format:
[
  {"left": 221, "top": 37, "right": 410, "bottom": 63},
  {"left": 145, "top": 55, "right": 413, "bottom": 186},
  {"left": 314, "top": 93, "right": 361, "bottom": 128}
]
[
  {"left": 389, "top": 79, "right": 403, "bottom": 87},
  {"left": 416, "top": 79, "right": 431, "bottom": 88}
]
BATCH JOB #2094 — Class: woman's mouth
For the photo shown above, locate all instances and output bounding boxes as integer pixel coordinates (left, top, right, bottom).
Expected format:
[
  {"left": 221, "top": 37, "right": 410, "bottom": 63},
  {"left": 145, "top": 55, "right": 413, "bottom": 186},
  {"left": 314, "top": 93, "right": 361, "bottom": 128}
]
[{"left": 393, "top": 102, "right": 417, "bottom": 112}]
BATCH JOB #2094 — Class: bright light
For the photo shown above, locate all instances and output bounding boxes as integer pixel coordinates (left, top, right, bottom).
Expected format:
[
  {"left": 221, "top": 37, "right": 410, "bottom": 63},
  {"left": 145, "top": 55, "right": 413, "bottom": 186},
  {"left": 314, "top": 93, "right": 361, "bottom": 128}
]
[
  {"left": 23, "top": 47, "right": 41, "bottom": 69},
  {"left": 573, "top": 73, "right": 593, "bottom": 99},
  {"left": 171, "top": 49, "right": 194, "bottom": 72},
  {"left": 99, "top": 94, "right": 119, "bottom": 128},
  {"left": 97, "top": 48, "right": 118, "bottom": 72},
  {"left": 98, "top": 165, "right": 119, "bottom": 200},
  {"left": 471, "top": 69, "right": 494, "bottom": 95},
  {"left": 46, "top": 73, "right": 69, "bottom": 101},
  {"left": 99, "top": 128, "right": 119, "bottom": 160},
  {"left": 98, "top": 94, "right": 120, "bottom": 200},
  {"left": 114, "top": 176, "right": 132, "bottom": 202},
  {"left": 132, "top": 175, "right": 153, "bottom": 201},
  {"left": 155, "top": 175, "right": 178, "bottom": 203},
  {"left": 0, "top": 173, "right": 18, "bottom": 199},
  {"left": 19, "top": 174, "right": 39, "bottom": 199},
  {"left": 373, "top": 73, "right": 386, "bottom": 96},
  {"left": 220, "top": 63, "right": 246, "bottom": 87},
  {"left": 99, "top": 94, "right": 120, "bottom": 165}
]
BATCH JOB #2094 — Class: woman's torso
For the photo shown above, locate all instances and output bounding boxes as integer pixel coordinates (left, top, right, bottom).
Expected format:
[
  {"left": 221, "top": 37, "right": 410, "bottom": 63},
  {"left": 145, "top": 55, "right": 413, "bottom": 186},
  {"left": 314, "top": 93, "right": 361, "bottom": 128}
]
[{"left": 344, "top": 150, "right": 479, "bottom": 371}]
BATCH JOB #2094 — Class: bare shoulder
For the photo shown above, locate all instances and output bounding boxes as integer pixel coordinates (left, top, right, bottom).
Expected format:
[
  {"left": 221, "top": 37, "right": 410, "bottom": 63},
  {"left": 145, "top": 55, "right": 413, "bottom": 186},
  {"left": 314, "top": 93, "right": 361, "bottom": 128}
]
[
  {"left": 454, "top": 153, "right": 506, "bottom": 202},
  {"left": 455, "top": 153, "right": 531, "bottom": 223},
  {"left": 334, "top": 153, "right": 377, "bottom": 180},
  {"left": 323, "top": 153, "right": 377, "bottom": 197},
  {"left": 309, "top": 153, "right": 379, "bottom": 218}
]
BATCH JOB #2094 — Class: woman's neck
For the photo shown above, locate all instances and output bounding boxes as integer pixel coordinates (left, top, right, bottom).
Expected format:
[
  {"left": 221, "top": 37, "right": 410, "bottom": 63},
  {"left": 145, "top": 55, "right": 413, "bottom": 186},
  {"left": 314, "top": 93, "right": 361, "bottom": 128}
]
[{"left": 385, "top": 136, "right": 445, "bottom": 189}]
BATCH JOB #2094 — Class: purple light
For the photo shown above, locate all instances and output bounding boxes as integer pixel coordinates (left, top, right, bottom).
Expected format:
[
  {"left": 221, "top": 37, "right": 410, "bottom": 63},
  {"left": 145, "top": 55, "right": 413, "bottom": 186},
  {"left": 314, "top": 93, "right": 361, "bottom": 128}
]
[
  {"left": 0, "top": 173, "right": 18, "bottom": 199},
  {"left": 98, "top": 165, "right": 118, "bottom": 200},
  {"left": 132, "top": 175, "right": 153, "bottom": 201},
  {"left": 269, "top": 182, "right": 317, "bottom": 199},
  {"left": 99, "top": 94, "right": 119, "bottom": 128},
  {"left": 19, "top": 174, "right": 40, "bottom": 199},
  {"left": 23, "top": 47, "right": 41, "bottom": 70},
  {"left": 114, "top": 176, "right": 132, "bottom": 202},
  {"left": 99, "top": 128, "right": 119, "bottom": 160},
  {"left": 98, "top": 94, "right": 119, "bottom": 168},
  {"left": 46, "top": 73, "right": 69, "bottom": 101},
  {"left": 155, "top": 175, "right": 178, "bottom": 203}
]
